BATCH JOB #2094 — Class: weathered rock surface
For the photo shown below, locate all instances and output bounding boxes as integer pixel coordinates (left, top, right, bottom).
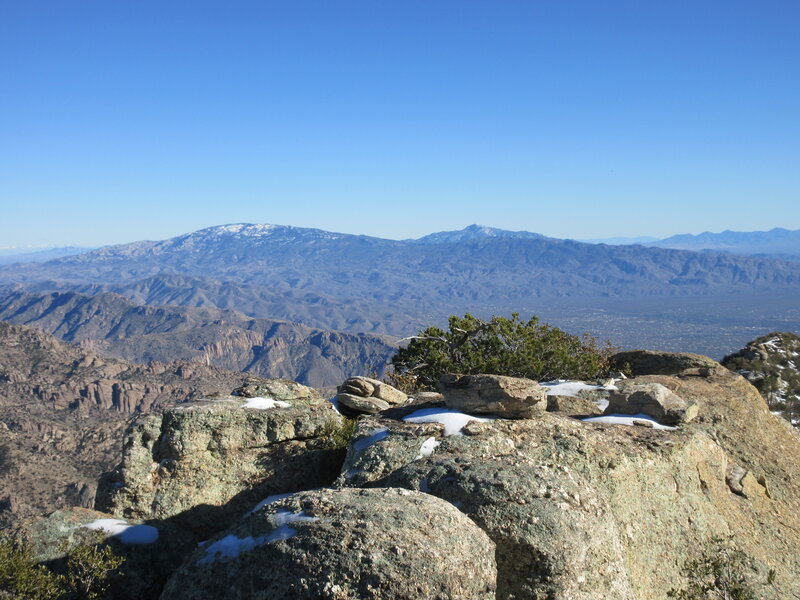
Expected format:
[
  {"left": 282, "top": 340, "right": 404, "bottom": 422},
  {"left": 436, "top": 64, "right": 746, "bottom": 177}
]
[
  {"left": 610, "top": 349, "right": 722, "bottom": 376},
  {"left": 0, "top": 321, "right": 251, "bottom": 528},
  {"left": 545, "top": 394, "right": 602, "bottom": 416},
  {"left": 336, "top": 392, "right": 390, "bottom": 414},
  {"left": 439, "top": 373, "right": 547, "bottom": 419},
  {"left": 339, "top": 367, "right": 800, "bottom": 599},
  {"left": 14, "top": 507, "right": 191, "bottom": 600},
  {"left": 160, "top": 488, "right": 496, "bottom": 600},
  {"left": 96, "top": 381, "right": 344, "bottom": 539},
  {"left": 605, "top": 381, "right": 698, "bottom": 425},
  {"left": 335, "top": 376, "right": 407, "bottom": 415}
]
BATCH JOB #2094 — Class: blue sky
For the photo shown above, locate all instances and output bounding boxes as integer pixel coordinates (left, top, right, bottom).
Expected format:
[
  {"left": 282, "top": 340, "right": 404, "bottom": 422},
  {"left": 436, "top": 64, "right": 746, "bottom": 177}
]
[{"left": 1, "top": 1, "right": 798, "bottom": 247}]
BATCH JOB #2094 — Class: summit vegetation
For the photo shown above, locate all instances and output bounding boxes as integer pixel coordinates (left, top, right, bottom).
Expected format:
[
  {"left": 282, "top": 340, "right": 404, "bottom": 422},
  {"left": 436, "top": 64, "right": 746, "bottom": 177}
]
[{"left": 391, "top": 313, "right": 614, "bottom": 390}]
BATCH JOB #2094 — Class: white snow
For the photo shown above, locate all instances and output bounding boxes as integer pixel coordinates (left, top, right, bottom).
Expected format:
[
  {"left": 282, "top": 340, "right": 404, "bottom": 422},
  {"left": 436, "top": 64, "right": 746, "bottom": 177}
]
[
  {"left": 327, "top": 396, "right": 343, "bottom": 414},
  {"left": 246, "top": 493, "right": 294, "bottom": 516},
  {"left": 581, "top": 413, "right": 676, "bottom": 431},
  {"left": 540, "top": 380, "right": 617, "bottom": 396},
  {"left": 403, "top": 408, "right": 495, "bottom": 436},
  {"left": 415, "top": 436, "right": 440, "bottom": 460},
  {"left": 82, "top": 519, "right": 159, "bottom": 545},
  {"left": 241, "top": 397, "right": 291, "bottom": 409},
  {"left": 198, "top": 510, "right": 317, "bottom": 565},
  {"left": 352, "top": 428, "right": 389, "bottom": 453}
]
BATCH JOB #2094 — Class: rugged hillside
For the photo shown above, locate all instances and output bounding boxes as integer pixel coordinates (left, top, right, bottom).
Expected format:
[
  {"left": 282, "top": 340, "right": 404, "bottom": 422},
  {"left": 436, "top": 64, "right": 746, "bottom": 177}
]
[
  {"left": 0, "top": 289, "right": 398, "bottom": 387},
  {"left": 722, "top": 331, "right": 800, "bottom": 424},
  {"left": 0, "top": 321, "right": 252, "bottom": 527},
  {"left": 2, "top": 223, "right": 800, "bottom": 358},
  {"left": 13, "top": 352, "right": 800, "bottom": 599}
]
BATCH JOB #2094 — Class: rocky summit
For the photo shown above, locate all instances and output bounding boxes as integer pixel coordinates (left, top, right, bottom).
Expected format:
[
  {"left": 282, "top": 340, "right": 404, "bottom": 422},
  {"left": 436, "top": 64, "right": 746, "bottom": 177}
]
[{"left": 9, "top": 349, "right": 800, "bottom": 599}]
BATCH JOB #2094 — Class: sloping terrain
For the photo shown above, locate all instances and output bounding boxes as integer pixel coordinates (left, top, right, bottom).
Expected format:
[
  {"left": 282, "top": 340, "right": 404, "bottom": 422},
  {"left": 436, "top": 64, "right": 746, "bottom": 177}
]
[
  {"left": 0, "top": 289, "right": 398, "bottom": 387},
  {"left": 0, "top": 321, "right": 251, "bottom": 527},
  {"left": 722, "top": 331, "right": 800, "bottom": 424}
]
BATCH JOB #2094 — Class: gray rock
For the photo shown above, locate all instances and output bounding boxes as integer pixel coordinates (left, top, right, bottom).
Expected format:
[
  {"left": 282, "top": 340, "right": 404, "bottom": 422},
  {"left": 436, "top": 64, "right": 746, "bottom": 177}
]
[
  {"left": 96, "top": 388, "right": 344, "bottom": 540},
  {"left": 605, "top": 381, "right": 698, "bottom": 425},
  {"left": 546, "top": 394, "right": 601, "bottom": 416},
  {"left": 160, "top": 488, "right": 496, "bottom": 600},
  {"left": 336, "top": 392, "right": 390, "bottom": 414},
  {"left": 610, "top": 350, "right": 721, "bottom": 376},
  {"left": 411, "top": 391, "right": 444, "bottom": 402},
  {"left": 439, "top": 373, "right": 547, "bottom": 419},
  {"left": 372, "top": 381, "right": 408, "bottom": 405}
]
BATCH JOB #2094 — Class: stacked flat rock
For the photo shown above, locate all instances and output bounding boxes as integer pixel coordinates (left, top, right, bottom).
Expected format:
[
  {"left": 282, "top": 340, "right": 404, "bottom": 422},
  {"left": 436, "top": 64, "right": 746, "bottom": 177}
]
[
  {"left": 336, "top": 376, "right": 408, "bottom": 414},
  {"left": 439, "top": 373, "right": 547, "bottom": 419},
  {"left": 604, "top": 381, "right": 698, "bottom": 425}
]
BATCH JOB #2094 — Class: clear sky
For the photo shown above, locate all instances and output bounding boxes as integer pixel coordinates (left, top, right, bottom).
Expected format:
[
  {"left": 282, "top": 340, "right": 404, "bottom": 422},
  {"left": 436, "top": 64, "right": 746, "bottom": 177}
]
[{"left": 1, "top": 1, "right": 798, "bottom": 247}]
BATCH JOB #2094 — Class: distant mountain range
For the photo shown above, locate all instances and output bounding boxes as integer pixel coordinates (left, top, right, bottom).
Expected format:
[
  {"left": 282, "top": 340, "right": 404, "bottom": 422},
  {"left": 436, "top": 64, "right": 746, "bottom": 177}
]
[
  {"left": 1, "top": 222, "right": 799, "bottom": 369},
  {"left": 646, "top": 227, "right": 800, "bottom": 260},
  {"left": 0, "top": 246, "right": 93, "bottom": 265}
]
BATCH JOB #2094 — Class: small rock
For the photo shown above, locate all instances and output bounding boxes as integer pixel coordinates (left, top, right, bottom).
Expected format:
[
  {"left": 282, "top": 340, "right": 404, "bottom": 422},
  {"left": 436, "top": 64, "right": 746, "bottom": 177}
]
[
  {"left": 439, "top": 373, "right": 547, "bottom": 419},
  {"left": 339, "top": 376, "right": 375, "bottom": 397},
  {"left": 336, "top": 393, "right": 391, "bottom": 415},
  {"left": 372, "top": 381, "right": 408, "bottom": 405},
  {"left": 632, "top": 419, "right": 654, "bottom": 428},
  {"left": 605, "top": 382, "right": 698, "bottom": 425}
]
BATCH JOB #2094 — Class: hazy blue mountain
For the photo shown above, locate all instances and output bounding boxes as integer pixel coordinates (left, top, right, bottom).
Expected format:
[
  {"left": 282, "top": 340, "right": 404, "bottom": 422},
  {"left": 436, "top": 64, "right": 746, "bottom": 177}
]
[
  {"left": 411, "top": 224, "right": 547, "bottom": 244},
  {"left": 648, "top": 228, "right": 800, "bottom": 260},
  {"left": 0, "top": 246, "right": 92, "bottom": 265},
  {"left": 1, "top": 223, "right": 799, "bottom": 356},
  {"left": 579, "top": 236, "right": 660, "bottom": 245}
]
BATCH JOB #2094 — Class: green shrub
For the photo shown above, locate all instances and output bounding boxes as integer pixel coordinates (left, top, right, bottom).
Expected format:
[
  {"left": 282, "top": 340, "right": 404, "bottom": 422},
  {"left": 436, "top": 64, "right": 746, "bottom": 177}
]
[
  {"left": 391, "top": 312, "right": 614, "bottom": 390},
  {"left": 668, "top": 537, "right": 760, "bottom": 600},
  {"left": 0, "top": 537, "right": 62, "bottom": 600},
  {"left": 0, "top": 533, "right": 124, "bottom": 600}
]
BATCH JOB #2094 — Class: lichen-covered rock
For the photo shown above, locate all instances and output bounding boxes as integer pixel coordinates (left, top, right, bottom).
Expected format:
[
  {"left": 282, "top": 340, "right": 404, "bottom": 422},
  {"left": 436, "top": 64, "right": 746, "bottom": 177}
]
[
  {"left": 545, "top": 394, "right": 602, "bottom": 416},
  {"left": 439, "top": 373, "right": 547, "bottom": 418},
  {"left": 160, "top": 488, "right": 496, "bottom": 600},
  {"left": 336, "top": 376, "right": 408, "bottom": 415},
  {"left": 610, "top": 350, "right": 722, "bottom": 376},
  {"left": 338, "top": 367, "right": 800, "bottom": 599},
  {"left": 605, "top": 381, "right": 698, "bottom": 425},
  {"left": 96, "top": 385, "right": 344, "bottom": 539},
  {"left": 13, "top": 507, "right": 191, "bottom": 600},
  {"left": 336, "top": 392, "right": 390, "bottom": 414}
]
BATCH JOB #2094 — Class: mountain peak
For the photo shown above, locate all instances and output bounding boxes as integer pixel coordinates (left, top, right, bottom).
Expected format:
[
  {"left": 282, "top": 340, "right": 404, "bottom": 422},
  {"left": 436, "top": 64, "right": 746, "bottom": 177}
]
[{"left": 412, "top": 224, "right": 546, "bottom": 244}]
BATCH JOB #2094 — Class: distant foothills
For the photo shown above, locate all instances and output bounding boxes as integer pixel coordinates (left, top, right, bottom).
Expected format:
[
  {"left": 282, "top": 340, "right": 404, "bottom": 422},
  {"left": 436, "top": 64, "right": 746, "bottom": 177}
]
[{"left": 0, "top": 223, "right": 799, "bottom": 385}]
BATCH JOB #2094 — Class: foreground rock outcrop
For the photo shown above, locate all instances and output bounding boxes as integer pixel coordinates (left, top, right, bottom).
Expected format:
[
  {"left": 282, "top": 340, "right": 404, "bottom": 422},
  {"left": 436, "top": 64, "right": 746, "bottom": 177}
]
[
  {"left": 14, "top": 351, "right": 800, "bottom": 600},
  {"left": 338, "top": 363, "right": 800, "bottom": 599},
  {"left": 160, "top": 488, "right": 496, "bottom": 600},
  {"left": 0, "top": 321, "right": 250, "bottom": 528},
  {"left": 96, "top": 379, "right": 344, "bottom": 539}
]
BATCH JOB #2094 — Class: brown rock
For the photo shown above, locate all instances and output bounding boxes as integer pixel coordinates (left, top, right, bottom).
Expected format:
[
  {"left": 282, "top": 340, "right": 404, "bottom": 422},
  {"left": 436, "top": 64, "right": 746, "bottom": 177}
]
[
  {"left": 605, "top": 381, "right": 698, "bottom": 425},
  {"left": 439, "top": 373, "right": 547, "bottom": 419},
  {"left": 336, "top": 393, "right": 390, "bottom": 415}
]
